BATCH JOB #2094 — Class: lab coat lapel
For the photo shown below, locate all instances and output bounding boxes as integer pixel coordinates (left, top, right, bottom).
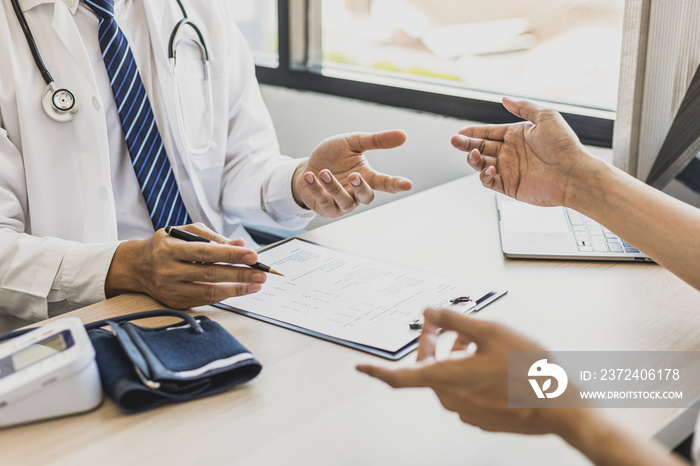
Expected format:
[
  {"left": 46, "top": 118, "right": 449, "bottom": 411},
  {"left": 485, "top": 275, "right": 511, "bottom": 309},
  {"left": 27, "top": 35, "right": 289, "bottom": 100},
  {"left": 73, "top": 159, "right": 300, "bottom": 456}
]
[
  {"left": 18, "top": 0, "right": 97, "bottom": 92},
  {"left": 50, "top": 1, "right": 115, "bottom": 241},
  {"left": 25, "top": 0, "right": 116, "bottom": 241},
  {"left": 142, "top": 0, "right": 222, "bottom": 232},
  {"left": 49, "top": 1, "right": 99, "bottom": 92},
  {"left": 17, "top": 0, "right": 49, "bottom": 10}
]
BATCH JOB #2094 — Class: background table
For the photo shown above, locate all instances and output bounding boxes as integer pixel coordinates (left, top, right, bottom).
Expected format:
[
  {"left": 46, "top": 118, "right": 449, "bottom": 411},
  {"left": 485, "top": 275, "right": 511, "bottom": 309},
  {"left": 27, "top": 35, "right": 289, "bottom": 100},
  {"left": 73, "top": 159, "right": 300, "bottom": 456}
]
[{"left": 2, "top": 175, "right": 699, "bottom": 465}]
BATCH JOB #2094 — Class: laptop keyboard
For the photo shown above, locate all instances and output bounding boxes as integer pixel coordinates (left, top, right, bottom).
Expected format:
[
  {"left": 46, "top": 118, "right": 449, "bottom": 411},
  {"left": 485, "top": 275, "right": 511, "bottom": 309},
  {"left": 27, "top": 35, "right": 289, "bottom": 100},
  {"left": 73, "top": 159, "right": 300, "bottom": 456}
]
[{"left": 565, "top": 209, "right": 641, "bottom": 254}]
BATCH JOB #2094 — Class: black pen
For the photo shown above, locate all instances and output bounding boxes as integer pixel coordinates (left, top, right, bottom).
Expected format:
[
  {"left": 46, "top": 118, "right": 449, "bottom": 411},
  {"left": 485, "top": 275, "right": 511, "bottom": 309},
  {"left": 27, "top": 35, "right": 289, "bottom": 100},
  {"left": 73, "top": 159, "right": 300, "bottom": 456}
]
[{"left": 165, "top": 227, "right": 284, "bottom": 276}]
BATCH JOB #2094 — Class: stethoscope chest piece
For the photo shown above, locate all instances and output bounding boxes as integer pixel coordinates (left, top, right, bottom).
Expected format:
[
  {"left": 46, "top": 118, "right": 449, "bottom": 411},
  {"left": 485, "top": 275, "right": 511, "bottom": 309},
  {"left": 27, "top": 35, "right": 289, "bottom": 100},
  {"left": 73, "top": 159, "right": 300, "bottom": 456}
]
[
  {"left": 11, "top": 0, "right": 80, "bottom": 123},
  {"left": 42, "top": 84, "right": 80, "bottom": 122}
]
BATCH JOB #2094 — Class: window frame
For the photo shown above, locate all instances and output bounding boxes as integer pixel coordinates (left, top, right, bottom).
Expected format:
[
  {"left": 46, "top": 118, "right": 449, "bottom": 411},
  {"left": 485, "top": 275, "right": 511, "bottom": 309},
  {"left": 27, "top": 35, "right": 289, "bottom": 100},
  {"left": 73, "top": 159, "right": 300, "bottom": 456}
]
[{"left": 254, "top": 0, "right": 615, "bottom": 148}]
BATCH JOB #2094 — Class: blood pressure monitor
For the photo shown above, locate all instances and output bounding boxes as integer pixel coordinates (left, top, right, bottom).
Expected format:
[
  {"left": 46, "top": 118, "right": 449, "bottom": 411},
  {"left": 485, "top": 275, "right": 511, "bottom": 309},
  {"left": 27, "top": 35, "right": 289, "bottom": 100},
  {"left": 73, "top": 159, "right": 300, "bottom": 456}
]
[{"left": 0, "top": 317, "right": 102, "bottom": 428}]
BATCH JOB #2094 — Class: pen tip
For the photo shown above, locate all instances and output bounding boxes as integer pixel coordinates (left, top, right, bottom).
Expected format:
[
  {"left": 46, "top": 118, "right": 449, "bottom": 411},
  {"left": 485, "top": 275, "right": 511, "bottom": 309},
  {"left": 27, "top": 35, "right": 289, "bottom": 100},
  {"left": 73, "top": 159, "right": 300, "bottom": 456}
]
[{"left": 269, "top": 268, "right": 284, "bottom": 276}]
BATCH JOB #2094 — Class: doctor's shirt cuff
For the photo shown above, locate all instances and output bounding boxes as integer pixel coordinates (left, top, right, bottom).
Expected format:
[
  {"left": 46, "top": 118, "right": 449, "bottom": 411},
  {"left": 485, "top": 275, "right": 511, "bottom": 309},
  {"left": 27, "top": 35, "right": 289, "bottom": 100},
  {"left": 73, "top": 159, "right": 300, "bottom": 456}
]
[
  {"left": 262, "top": 158, "right": 315, "bottom": 223},
  {"left": 51, "top": 241, "right": 122, "bottom": 308}
]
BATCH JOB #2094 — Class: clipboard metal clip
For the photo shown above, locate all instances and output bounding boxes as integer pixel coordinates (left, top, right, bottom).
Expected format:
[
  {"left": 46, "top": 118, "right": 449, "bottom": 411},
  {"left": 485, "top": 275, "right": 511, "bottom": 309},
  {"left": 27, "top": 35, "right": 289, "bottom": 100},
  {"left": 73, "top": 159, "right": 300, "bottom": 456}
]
[
  {"left": 409, "top": 296, "right": 474, "bottom": 330},
  {"left": 450, "top": 296, "right": 472, "bottom": 304},
  {"left": 408, "top": 318, "right": 424, "bottom": 330}
]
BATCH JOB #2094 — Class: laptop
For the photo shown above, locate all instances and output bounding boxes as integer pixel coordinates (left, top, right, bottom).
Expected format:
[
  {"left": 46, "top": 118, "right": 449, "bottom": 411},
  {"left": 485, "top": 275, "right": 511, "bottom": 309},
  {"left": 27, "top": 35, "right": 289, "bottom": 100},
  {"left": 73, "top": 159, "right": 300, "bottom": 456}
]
[{"left": 496, "top": 196, "right": 653, "bottom": 262}]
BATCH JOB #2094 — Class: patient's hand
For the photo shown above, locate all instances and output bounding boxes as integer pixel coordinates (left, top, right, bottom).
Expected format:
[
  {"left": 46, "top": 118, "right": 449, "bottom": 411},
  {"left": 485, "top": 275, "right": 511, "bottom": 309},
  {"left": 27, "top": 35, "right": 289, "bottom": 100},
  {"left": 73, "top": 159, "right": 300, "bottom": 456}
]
[
  {"left": 451, "top": 97, "right": 600, "bottom": 209},
  {"left": 357, "top": 309, "right": 689, "bottom": 466},
  {"left": 356, "top": 308, "right": 575, "bottom": 435}
]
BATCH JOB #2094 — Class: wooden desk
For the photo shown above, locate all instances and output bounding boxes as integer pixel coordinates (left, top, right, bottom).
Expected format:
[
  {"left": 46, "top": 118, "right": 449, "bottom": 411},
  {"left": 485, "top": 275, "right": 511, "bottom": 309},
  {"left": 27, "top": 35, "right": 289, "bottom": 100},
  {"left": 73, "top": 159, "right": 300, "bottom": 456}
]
[{"left": 2, "top": 175, "right": 699, "bottom": 465}]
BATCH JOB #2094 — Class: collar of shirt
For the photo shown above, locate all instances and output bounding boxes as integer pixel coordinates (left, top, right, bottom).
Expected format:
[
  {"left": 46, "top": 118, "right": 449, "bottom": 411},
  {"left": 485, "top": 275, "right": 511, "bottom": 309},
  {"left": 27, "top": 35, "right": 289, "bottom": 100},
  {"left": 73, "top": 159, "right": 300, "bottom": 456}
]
[
  {"left": 17, "top": 0, "right": 79, "bottom": 14},
  {"left": 77, "top": 0, "right": 129, "bottom": 16},
  {"left": 16, "top": 0, "right": 129, "bottom": 16}
]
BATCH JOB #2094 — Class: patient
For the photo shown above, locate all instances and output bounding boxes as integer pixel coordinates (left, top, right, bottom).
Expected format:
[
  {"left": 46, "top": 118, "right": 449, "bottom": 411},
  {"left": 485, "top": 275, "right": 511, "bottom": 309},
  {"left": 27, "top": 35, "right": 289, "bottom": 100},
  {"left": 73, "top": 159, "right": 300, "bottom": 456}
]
[{"left": 357, "top": 98, "right": 700, "bottom": 466}]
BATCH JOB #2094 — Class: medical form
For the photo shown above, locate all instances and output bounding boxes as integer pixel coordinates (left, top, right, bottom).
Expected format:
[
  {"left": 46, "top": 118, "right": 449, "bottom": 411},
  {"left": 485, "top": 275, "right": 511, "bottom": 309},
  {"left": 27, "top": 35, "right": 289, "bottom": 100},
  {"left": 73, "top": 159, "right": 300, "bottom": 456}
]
[{"left": 219, "top": 238, "right": 504, "bottom": 358}]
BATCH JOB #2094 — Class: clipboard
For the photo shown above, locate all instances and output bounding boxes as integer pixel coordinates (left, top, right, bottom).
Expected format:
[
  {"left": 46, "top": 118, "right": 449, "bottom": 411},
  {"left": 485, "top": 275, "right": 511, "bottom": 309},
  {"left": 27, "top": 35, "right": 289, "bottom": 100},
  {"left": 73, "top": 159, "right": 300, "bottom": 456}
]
[{"left": 215, "top": 238, "right": 507, "bottom": 360}]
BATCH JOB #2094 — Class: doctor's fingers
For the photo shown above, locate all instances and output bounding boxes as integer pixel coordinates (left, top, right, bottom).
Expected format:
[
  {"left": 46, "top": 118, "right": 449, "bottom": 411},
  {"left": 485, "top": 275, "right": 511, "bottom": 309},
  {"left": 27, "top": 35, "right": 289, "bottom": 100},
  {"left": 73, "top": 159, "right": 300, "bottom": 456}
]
[
  {"left": 168, "top": 282, "right": 263, "bottom": 308},
  {"left": 317, "top": 170, "right": 357, "bottom": 212},
  {"left": 173, "top": 262, "right": 267, "bottom": 286},
  {"left": 345, "top": 130, "right": 407, "bottom": 153},
  {"left": 176, "top": 222, "right": 243, "bottom": 246},
  {"left": 167, "top": 240, "right": 258, "bottom": 266},
  {"left": 452, "top": 134, "right": 504, "bottom": 158},
  {"left": 367, "top": 171, "right": 413, "bottom": 194},
  {"left": 303, "top": 172, "right": 354, "bottom": 217},
  {"left": 348, "top": 173, "right": 374, "bottom": 205}
]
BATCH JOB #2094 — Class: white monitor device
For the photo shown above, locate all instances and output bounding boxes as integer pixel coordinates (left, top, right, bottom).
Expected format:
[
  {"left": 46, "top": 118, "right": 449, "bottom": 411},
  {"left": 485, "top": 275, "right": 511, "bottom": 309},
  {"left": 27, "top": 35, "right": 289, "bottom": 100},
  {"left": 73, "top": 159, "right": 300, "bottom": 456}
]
[{"left": 0, "top": 317, "right": 102, "bottom": 428}]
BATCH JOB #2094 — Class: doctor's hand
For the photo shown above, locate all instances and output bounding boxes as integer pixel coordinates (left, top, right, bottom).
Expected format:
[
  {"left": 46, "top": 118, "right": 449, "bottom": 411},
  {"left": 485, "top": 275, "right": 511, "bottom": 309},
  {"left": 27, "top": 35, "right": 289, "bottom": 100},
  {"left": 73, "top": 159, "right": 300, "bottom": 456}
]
[
  {"left": 356, "top": 308, "right": 573, "bottom": 436},
  {"left": 451, "top": 97, "right": 600, "bottom": 208},
  {"left": 104, "top": 223, "right": 265, "bottom": 309},
  {"left": 292, "top": 130, "right": 413, "bottom": 218}
]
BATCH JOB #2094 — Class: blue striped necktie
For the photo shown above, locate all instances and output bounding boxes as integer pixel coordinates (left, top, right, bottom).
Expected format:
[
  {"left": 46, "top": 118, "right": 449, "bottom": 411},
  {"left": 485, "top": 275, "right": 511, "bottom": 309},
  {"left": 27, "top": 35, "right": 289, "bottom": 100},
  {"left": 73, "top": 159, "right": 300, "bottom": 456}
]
[{"left": 84, "top": 0, "right": 190, "bottom": 230}]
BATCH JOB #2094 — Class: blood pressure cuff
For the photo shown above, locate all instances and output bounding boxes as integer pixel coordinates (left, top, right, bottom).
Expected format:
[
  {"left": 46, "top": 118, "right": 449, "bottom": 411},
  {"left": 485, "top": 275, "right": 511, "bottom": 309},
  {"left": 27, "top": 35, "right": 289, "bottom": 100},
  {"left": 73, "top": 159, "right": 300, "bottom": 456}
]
[{"left": 85, "top": 310, "right": 261, "bottom": 414}]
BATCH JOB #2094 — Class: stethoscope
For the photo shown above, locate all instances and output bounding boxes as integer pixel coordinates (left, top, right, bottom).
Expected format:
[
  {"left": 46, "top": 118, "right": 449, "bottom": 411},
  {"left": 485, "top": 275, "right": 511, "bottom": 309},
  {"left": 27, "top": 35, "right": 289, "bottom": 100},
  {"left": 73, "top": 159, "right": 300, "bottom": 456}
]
[{"left": 11, "top": 0, "right": 214, "bottom": 154}]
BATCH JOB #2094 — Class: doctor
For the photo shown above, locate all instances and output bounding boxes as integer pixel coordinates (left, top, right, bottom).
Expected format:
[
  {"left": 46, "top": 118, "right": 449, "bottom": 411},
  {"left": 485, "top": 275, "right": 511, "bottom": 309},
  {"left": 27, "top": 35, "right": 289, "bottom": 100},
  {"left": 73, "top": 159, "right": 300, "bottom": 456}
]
[{"left": 0, "top": 0, "right": 413, "bottom": 331}]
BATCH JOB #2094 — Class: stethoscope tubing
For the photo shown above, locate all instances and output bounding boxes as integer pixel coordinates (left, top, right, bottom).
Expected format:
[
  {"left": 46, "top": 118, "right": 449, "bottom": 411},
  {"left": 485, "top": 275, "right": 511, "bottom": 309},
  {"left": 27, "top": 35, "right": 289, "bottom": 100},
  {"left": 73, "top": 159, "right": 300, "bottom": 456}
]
[
  {"left": 10, "top": 0, "right": 214, "bottom": 152},
  {"left": 169, "top": 18, "right": 210, "bottom": 62},
  {"left": 10, "top": 0, "right": 54, "bottom": 86}
]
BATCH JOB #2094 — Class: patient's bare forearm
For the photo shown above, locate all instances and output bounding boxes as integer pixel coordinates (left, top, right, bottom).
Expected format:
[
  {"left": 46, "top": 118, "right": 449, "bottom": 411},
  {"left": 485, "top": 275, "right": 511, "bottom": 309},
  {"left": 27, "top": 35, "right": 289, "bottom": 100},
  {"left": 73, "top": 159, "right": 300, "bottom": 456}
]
[
  {"left": 568, "top": 157, "right": 700, "bottom": 291},
  {"left": 553, "top": 409, "right": 687, "bottom": 466}
]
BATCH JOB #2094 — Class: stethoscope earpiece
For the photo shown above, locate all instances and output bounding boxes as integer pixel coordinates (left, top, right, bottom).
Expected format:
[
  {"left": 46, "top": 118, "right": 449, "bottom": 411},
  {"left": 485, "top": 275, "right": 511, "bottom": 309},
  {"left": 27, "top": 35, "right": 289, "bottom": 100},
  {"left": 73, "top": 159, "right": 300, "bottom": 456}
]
[{"left": 42, "top": 84, "right": 80, "bottom": 122}]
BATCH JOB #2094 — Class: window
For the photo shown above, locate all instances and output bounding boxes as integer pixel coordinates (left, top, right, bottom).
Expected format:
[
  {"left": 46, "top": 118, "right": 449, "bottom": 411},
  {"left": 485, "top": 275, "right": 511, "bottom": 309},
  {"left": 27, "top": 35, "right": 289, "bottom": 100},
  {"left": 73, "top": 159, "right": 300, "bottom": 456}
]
[
  {"left": 230, "top": 0, "right": 279, "bottom": 67},
  {"left": 323, "top": 0, "right": 624, "bottom": 111},
  {"left": 232, "top": 0, "right": 625, "bottom": 147}
]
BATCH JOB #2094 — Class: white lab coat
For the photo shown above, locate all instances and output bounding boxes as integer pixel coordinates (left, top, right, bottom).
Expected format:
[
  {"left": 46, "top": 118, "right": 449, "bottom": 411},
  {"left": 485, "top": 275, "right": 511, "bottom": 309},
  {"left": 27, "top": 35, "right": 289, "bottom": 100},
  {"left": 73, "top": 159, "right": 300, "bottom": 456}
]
[{"left": 0, "top": 0, "right": 313, "bottom": 331}]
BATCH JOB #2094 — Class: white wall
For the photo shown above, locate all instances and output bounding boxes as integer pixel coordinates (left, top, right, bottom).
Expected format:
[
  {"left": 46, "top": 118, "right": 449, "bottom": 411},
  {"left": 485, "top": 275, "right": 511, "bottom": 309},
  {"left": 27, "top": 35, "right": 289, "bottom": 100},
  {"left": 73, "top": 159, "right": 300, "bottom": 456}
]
[{"left": 260, "top": 85, "right": 615, "bottom": 230}]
